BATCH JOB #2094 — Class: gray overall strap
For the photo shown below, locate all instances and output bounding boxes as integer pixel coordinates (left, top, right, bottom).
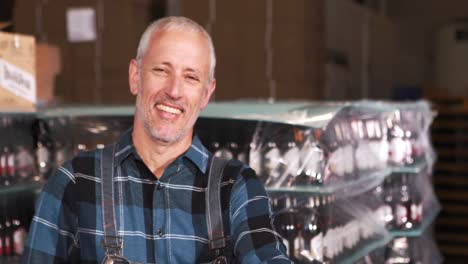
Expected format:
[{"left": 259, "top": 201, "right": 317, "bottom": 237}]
[
  {"left": 100, "top": 144, "right": 122, "bottom": 256},
  {"left": 206, "top": 156, "right": 229, "bottom": 251}
]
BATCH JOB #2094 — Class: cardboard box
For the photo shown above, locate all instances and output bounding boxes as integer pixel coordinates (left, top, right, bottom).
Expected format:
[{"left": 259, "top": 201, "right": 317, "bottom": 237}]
[
  {"left": 0, "top": 32, "right": 61, "bottom": 109},
  {"left": 36, "top": 43, "right": 61, "bottom": 104},
  {"left": 0, "top": 32, "right": 36, "bottom": 111},
  {"left": 14, "top": 0, "right": 152, "bottom": 104},
  {"left": 181, "top": 0, "right": 325, "bottom": 101}
]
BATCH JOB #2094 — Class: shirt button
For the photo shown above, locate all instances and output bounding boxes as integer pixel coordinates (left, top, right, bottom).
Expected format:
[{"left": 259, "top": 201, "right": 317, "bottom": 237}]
[
  {"left": 156, "top": 182, "right": 161, "bottom": 190},
  {"left": 157, "top": 229, "right": 163, "bottom": 237}
]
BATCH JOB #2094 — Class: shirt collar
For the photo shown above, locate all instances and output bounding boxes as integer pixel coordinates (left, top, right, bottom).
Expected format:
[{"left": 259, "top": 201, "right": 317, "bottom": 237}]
[
  {"left": 184, "top": 135, "right": 210, "bottom": 174},
  {"left": 114, "top": 128, "right": 210, "bottom": 174},
  {"left": 114, "top": 128, "right": 135, "bottom": 165}
]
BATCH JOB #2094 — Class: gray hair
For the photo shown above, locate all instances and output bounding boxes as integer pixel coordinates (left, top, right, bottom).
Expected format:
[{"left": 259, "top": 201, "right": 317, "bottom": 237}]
[{"left": 136, "top": 16, "right": 216, "bottom": 82}]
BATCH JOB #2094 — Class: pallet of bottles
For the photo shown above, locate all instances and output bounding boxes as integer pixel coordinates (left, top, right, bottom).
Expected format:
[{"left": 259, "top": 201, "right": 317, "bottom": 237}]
[
  {"left": 0, "top": 192, "right": 35, "bottom": 261},
  {"left": 1, "top": 107, "right": 135, "bottom": 186},
  {"left": 197, "top": 101, "right": 435, "bottom": 191},
  {"left": 0, "top": 113, "right": 38, "bottom": 187},
  {"left": 263, "top": 169, "right": 440, "bottom": 263},
  {"left": 0, "top": 101, "right": 441, "bottom": 262},
  {"left": 195, "top": 100, "right": 440, "bottom": 263},
  {"left": 429, "top": 96, "right": 468, "bottom": 262},
  {"left": 37, "top": 107, "right": 134, "bottom": 178},
  {"left": 0, "top": 112, "right": 39, "bottom": 261},
  {"left": 1, "top": 101, "right": 435, "bottom": 191},
  {"left": 0, "top": 107, "right": 135, "bottom": 260}
]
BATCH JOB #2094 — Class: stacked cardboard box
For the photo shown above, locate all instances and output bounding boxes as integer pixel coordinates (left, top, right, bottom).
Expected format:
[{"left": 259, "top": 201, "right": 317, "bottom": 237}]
[
  {"left": 14, "top": 1, "right": 324, "bottom": 103},
  {"left": 14, "top": 0, "right": 154, "bottom": 104},
  {"left": 0, "top": 29, "right": 62, "bottom": 111},
  {"left": 0, "top": 31, "right": 36, "bottom": 111},
  {"left": 36, "top": 43, "right": 61, "bottom": 105},
  {"left": 325, "top": 0, "right": 396, "bottom": 99},
  {"left": 181, "top": 0, "right": 325, "bottom": 101}
]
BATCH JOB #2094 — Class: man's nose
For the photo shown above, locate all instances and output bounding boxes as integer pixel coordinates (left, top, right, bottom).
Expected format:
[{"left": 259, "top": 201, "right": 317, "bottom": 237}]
[{"left": 165, "top": 76, "right": 182, "bottom": 99}]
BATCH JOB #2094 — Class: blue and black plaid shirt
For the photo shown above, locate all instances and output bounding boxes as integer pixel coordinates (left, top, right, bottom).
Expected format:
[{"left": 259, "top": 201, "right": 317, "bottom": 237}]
[{"left": 22, "top": 129, "right": 290, "bottom": 263}]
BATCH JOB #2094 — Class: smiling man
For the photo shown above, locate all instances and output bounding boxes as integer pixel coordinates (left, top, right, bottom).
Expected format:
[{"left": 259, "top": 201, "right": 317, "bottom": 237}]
[
  {"left": 129, "top": 23, "right": 216, "bottom": 178},
  {"left": 22, "top": 17, "right": 291, "bottom": 263}
]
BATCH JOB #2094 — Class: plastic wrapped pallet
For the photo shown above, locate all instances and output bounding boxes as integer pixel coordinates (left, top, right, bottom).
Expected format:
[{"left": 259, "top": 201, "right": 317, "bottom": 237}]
[
  {"left": 0, "top": 101, "right": 440, "bottom": 263},
  {"left": 195, "top": 100, "right": 439, "bottom": 263},
  {"left": 198, "top": 101, "right": 435, "bottom": 189},
  {"left": 36, "top": 106, "right": 134, "bottom": 178},
  {"left": 0, "top": 112, "right": 37, "bottom": 185}
]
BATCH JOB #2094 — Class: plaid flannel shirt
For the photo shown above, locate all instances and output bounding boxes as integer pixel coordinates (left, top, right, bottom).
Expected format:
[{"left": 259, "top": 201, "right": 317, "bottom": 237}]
[{"left": 22, "top": 129, "right": 291, "bottom": 263}]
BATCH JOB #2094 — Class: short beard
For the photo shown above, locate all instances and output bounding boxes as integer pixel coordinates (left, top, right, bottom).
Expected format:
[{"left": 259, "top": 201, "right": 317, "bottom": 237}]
[
  {"left": 144, "top": 114, "right": 184, "bottom": 144},
  {"left": 136, "top": 94, "right": 196, "bottom": 145}
]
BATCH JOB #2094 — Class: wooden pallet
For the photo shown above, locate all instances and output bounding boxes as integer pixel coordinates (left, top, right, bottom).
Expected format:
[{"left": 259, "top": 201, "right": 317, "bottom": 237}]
[
  {"left": 427, "top": 95, "right": 468, "bottom": 112},
  {"left": 430, "top": 97, "right": 468, "bottom": 262}
]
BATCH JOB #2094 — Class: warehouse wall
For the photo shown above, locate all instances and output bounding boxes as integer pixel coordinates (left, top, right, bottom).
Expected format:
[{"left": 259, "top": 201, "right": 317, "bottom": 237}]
[
  {"left": 11, "top": 0, "right": 326, "bottom": 104},
  {"left": 326, "top": 0, "right": 468, "bottom": 100},
  {"left": 388, "top": 0, "right": 468, "bottom": 97},
  {"left": 13, "top": 0, "right": 161, "bottom": 105},
  {"left": 325, "top": 0, "right": 396, "bottom": 100},
  {"left": 180, "top": 0, "right": 325, "bottom": 101},
  {"left": 18, "top": 1, "right": 467, "bottom": 103}
]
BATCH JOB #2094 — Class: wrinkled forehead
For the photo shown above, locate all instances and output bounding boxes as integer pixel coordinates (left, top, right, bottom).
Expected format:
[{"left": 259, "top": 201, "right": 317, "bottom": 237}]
[
  {"left": 146, "top": 30, "right": 210, "bottom": 67},
  {"left": 150, "top": 28, "right": 210, "bottom": 53}
]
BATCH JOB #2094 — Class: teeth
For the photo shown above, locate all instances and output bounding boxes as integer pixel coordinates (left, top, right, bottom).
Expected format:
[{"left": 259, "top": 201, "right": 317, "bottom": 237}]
[{"left": 156, "top": 104, "right": 182, "bottom": 115}]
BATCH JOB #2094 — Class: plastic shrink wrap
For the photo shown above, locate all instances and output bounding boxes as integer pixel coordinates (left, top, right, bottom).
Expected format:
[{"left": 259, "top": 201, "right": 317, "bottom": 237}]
[
  {"left": 0, "top": 113, "right": 37, "bottom": 259},
  {"left": 355, "top": 227, "right": 442, "bottom": 264},
  {"left": 196, "top": 100, "right": 440, "bottom": 263},
  {"left": 0, "top": 101, "right": 441, "bottom": 263},
  {"left": 0, "top": 113, "right": 37, "bottom": 185},
  {"left": 37, "top": 106, "right": 134, "bottom": 179}
]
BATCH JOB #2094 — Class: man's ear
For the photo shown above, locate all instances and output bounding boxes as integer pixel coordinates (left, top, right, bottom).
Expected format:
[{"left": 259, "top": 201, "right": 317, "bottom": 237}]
[
  {"left": 129, "top": 59, "right": 139, "bottom": 95},
  {"left": 201, "top": 79, "right": 216, "bottom": 109}
]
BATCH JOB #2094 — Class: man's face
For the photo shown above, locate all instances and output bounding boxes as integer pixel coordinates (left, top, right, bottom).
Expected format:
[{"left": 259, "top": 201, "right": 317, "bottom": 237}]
[{"left": 129, "top": 29, "right": 215, "bottom": 144}]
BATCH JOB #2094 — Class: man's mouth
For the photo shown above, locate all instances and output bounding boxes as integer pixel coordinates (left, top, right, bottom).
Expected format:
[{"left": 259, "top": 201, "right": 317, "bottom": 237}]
[{"left": 156, "top": 103, "right": 182, "bottom": 115}]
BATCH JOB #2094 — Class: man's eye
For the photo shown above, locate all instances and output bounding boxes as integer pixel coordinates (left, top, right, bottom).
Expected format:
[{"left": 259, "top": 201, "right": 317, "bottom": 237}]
[
  {"left": 186, "top": 75, "right": 199, "bottom": 82},
  {"left": 152, "top": 68, "right": 169, "bottom": 77}
]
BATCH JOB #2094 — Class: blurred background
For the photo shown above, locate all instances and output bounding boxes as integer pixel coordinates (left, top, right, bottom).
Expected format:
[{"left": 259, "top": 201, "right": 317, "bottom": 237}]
[
  {"left": 2, "top": 0, "right": 468, "bottom": 103},
  {"left": 1, "top": 0, "right": 468, "bottom": 262}
]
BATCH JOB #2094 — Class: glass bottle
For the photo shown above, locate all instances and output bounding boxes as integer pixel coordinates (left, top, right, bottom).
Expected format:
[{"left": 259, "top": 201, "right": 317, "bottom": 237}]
[
  {"left": 0, "top": 146, "right": 8, "bottom": 186},
  {"left": 0, "top": 145, "right": 15, "bottom": 186},
  {"left": 280, "top": 140, "right": 301, "bottom": 187},
  {"left": 214, "top": 140, "right": 234, "bottom": 160},
  {"left": 33, "top": 120, "right": 55, "bottom": 180},
  {"left": 274, "top": 197, "right": 299, "bottom": 261},
  {"left": 15, "top": 145, "right": 35, "bottom": 182},
  {"left": 321, "top": 195, "right": 336, "bottom": 261},
  {"left": 298, "top": 196, "right": 325, "bottom": 263},
  {"left": 394, "top": 174, "right": 411, "bottom": 230},
  {"left": 248, "top": 140, "right": 263, "bottom": 181},
  {"left": 381, "top": 177, "right": 395, "bottom": 229},
  {"left": 410, "top": 176, "right": 423, "bottom": 227},
  {"left": 263, "top": 141, "right": 282, "bottom": 186},
  {"left": 6, "top": 145, "right": 16, "bottom": 185},
  {"left": 384, "top": 237, "right": 412, "bottom": 264}
]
